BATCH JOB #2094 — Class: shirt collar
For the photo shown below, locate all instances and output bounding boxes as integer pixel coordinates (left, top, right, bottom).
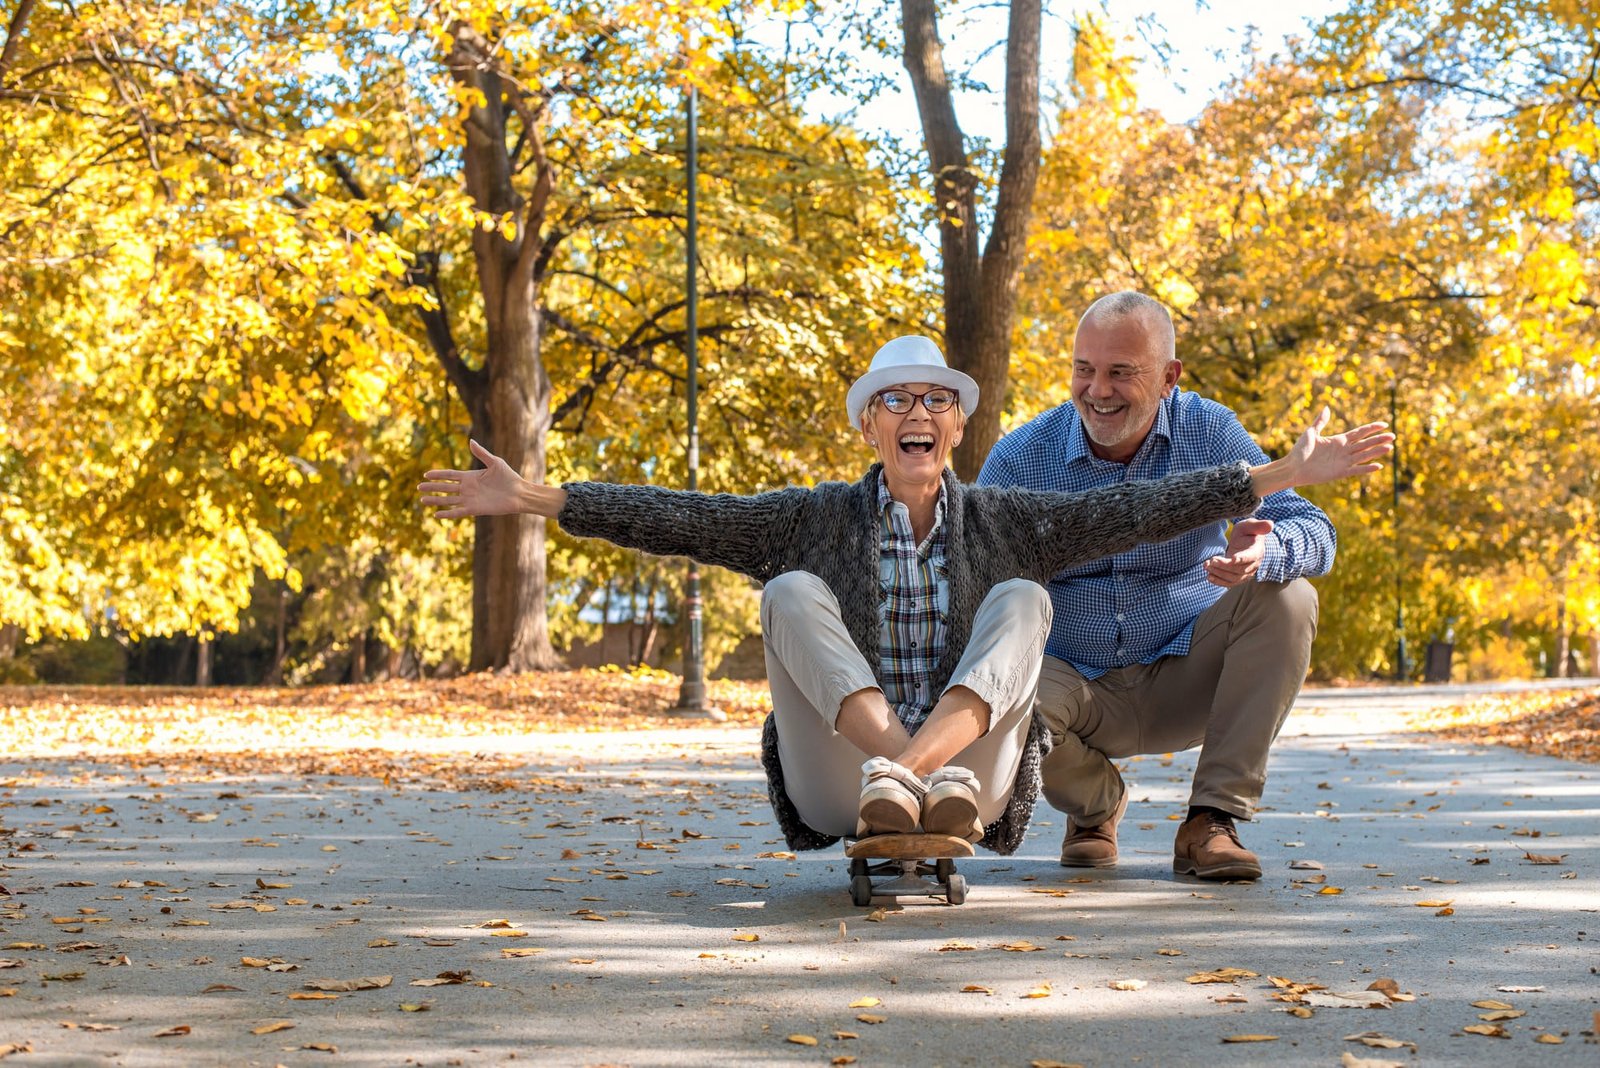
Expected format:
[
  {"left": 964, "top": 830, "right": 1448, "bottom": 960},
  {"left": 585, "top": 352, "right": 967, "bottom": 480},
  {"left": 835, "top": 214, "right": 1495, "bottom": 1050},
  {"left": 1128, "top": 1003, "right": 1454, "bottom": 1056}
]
[{"left": 876, "top": 470, "right": 948, "bottom": 531}]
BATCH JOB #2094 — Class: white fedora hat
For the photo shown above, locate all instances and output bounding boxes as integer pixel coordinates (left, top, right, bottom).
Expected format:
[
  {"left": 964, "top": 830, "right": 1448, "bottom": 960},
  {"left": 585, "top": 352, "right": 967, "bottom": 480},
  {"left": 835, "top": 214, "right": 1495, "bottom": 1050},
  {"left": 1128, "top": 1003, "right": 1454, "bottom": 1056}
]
[{"left": 845, "top": 336, "right": 979, "bottom": 427}]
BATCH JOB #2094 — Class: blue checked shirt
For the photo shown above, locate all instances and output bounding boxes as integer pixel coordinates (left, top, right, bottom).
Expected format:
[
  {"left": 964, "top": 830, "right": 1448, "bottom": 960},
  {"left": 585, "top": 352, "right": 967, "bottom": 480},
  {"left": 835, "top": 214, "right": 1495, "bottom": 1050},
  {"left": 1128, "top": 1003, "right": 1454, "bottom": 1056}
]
[
  {"left": 977, "top": 388, "right": 1336, "bottom": 678},
  {"left": 876, "top": 473, "right": 950, "bottom": 733}
]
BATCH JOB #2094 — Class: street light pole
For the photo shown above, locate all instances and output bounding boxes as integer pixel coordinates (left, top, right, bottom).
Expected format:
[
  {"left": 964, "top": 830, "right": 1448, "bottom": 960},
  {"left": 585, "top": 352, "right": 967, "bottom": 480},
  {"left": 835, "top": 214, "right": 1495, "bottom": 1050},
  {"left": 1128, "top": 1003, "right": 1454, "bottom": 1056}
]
[
  {"left": 667, "top": 74, "right": 723, "bottom": 721},
  {"left": 1384, "top": 337, "right": 1409, "bottom": 681}
]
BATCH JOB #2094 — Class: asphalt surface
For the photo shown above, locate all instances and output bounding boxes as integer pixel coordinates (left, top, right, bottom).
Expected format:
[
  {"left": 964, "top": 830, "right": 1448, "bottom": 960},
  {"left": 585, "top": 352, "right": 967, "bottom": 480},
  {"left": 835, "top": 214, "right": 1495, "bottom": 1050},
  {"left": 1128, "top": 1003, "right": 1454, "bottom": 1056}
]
[{"left": 2, "top": 680, "right": 1597, "bottom": 1067}]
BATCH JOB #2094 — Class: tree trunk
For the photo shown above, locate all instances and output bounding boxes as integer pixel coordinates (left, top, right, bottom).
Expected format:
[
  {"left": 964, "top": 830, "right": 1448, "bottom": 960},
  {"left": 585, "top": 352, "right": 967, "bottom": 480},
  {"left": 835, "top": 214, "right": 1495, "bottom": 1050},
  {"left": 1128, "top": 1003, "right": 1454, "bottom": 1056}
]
[
  {"left": 901, "top": 0, "right": 1041, "bottom": 480},
  {"left": 196, "top": 635, "right": 212, "bottom": 687},
  {"left": 1553, "top": 596, "right": 1569, "bottom": 679},
  {"left": 263, "top": 584, "right": 288, "bottom": 685},
  {"left": 0, "top": 623, "right": 18, "bottom": 660},
  {"left": 349, "top": 631, "right": 367, "bottom": 684},
  {"left": 446, "top": 23, "right": 561, "bottom": 673}
]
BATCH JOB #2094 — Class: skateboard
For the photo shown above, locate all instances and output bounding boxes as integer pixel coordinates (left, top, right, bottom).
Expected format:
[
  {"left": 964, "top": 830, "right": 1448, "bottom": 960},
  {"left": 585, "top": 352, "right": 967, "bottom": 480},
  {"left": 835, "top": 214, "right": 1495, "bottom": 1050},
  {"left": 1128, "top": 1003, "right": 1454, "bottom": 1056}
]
[{"left": 844, "top": 833, "right": 974, "bottom": 906}]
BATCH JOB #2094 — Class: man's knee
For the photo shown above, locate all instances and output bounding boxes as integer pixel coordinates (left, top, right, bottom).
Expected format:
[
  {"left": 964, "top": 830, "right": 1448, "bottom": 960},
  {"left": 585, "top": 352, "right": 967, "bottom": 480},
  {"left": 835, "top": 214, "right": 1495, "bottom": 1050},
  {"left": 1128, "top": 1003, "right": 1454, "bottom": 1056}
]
[
  {"left": 760, "top": 570, "right": 832, "bottom": 630},
  {"left": 1244, "top": 577, "right": 1319, "bottom": 639}
]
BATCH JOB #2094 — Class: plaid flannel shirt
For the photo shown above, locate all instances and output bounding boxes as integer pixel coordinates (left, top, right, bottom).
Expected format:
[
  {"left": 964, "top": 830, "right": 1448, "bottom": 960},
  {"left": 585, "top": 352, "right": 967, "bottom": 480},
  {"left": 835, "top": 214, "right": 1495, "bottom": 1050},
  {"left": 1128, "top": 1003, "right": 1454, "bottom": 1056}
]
[{"left": 876, "top": 473, "right": 949, "bottom": 733}]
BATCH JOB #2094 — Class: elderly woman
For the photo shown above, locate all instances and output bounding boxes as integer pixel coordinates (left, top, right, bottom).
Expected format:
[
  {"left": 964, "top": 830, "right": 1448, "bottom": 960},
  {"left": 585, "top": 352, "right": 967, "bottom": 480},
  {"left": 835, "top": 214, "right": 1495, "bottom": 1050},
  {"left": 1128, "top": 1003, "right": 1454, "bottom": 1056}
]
[{"left": 419, "top": 337, "right": 1390, "bottom": 853}]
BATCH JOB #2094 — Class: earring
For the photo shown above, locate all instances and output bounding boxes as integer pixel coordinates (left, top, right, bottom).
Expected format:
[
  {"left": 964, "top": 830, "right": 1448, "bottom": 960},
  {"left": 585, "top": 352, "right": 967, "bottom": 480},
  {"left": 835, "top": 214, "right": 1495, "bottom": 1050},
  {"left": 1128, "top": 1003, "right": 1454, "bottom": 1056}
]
[{"left": 869, "top": 439, "right": 877, "bottom": 446}]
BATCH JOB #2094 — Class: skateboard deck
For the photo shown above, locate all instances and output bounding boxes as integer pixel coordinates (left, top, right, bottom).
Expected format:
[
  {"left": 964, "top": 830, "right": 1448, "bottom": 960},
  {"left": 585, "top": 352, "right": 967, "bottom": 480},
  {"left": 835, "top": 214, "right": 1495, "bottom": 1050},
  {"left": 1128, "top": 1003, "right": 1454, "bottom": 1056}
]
[{"left": 844, "top": 833, "right": 974, "bottom": 905}]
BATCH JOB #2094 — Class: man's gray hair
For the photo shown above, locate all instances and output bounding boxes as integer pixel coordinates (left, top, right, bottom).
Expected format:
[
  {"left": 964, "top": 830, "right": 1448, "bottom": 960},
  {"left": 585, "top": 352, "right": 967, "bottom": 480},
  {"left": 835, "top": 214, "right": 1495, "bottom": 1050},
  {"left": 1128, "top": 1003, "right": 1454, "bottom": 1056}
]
[{"left": 1076, "top": 291, "right": 1176, "bottom": 361}]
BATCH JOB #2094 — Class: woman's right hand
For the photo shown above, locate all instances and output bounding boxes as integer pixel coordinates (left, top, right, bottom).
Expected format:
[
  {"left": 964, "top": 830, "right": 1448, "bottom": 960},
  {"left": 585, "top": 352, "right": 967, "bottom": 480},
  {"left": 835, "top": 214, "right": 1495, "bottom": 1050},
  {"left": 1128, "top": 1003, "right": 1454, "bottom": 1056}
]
[{"left": 418, "top": 440, "right": 566, "bottom": 519}]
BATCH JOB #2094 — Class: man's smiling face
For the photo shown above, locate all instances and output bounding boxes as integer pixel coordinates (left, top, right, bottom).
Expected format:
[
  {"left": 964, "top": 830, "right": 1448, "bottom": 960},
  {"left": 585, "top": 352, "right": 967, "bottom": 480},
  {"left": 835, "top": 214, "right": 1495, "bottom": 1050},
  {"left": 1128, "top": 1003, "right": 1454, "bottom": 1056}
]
[{"left": 1071, "top": 316, "right": 1182, "bottom": 463}]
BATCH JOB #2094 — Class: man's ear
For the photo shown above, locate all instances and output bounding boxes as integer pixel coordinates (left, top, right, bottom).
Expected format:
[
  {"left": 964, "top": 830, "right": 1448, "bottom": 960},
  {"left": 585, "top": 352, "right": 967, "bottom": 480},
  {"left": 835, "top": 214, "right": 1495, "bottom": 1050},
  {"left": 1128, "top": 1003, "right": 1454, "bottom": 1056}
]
[{"left": 1162, "top": 358, "right": 1184, "bottom": 396}]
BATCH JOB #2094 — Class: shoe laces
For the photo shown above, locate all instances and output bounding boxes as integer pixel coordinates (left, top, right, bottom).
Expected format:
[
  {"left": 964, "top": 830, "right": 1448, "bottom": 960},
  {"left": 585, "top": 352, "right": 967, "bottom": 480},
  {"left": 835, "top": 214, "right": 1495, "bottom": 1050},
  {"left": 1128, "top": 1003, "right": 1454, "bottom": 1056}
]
[{"left": 1199, "top": 811, "right": 1242, "bottom": 845}]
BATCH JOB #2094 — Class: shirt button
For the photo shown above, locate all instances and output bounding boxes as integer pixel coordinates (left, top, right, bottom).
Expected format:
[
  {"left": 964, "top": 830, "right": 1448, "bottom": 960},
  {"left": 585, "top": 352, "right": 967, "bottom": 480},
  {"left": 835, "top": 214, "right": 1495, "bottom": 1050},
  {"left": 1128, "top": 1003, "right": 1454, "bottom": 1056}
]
[{"left": 1116, "top": 613, "right": 1125, "bottom": 622}]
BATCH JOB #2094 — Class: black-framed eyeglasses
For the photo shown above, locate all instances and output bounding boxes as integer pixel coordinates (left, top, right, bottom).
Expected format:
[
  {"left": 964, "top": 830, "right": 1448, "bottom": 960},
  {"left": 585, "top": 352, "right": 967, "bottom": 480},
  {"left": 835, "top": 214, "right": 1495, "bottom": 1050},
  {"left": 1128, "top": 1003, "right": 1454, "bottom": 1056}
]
[{"left": 874, "top": 387, "right": 959, "bottom": 415}]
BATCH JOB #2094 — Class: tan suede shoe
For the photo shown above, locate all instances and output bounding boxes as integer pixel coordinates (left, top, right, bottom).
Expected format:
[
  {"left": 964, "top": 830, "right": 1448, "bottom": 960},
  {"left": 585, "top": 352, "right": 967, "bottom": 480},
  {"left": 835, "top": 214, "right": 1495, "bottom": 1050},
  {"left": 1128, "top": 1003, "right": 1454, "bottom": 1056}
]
[
  {"left": 1059, "top": 790, "right": 1128, "bottom": 868},
  {"left": 1172, "top": 811, "right": 1262, "bottom": 880}
]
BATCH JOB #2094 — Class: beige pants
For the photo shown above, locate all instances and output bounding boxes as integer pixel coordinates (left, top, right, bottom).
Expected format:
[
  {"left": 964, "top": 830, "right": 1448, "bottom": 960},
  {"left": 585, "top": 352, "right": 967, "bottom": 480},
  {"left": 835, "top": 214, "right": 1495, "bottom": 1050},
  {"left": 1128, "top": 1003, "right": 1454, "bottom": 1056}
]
[
  {"left": 760, "top": 571, "right": 1050, "bottom": 837},
  {"left": 1037, "top": 578, "right": 1318, "bottom": 825}
]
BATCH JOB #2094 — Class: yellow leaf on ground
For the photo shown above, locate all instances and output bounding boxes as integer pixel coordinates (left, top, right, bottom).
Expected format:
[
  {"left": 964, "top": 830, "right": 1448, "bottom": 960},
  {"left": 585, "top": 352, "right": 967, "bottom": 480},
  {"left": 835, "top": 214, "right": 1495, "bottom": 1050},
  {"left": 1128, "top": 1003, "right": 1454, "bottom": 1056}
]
[
  {"left": 1222, "top": 1034, "right": 1278, "bottom": 1043},
  {"left": 1463, "top": 1024, "right": 1510, "bottom": 1038},
  {"left": 1021, "top": 982, "right": 1052, "bottom": 999},
  {"left": 848, "top": 997, "right": 879, "bottom": 1008},
  {"left": 786, "top": 1034, "right": 818, "bottom": 1046},
  {"left": 1318, "top": 886, "right": 1344, "bottom": 895},
  {"left": 731, "top": 933, "right": 759, "bottom": 942},
  {"left": 856, "top": 1014, "right": 887, "bottom": 1024},
  {"left": 1108, "top": 979, "right": 1147, "bottom": 991},
  {"left": 996, "top": 941, "right": 1045, "bottom": 952},
  {"left": 1414, "top": 900, "right": 1452, "bottom": 907},
  {"left": 961, "top": 985, "right": 994, "bottom": 995},
  {"left": 250, "top": 1021, "right": 294, "bottom": 1035},
  {"left": 1534, "top": 1034, "right": 1564, "bottom": 1044},
  {"left": 303, "top": 976, "right": 391, "bottom": 992},
  {"left": 1186, "top": 968, "right": 1259, "bottom": 984},
  {"left": 1472, "top": 999, "right": 1514, "bottom": 1010}
]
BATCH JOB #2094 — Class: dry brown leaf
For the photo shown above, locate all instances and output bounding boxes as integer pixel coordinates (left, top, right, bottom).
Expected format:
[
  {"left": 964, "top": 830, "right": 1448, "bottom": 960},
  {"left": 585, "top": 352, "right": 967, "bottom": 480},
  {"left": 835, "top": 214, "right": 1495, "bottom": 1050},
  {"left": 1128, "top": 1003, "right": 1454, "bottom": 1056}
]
[
  {"left": 1157, "top": 948, "right": 1184, "bottom": 956},
  {"left": 500, "top": 948, "right": 545, "bottom": 958},
  {"left": 1365, "top": 978, "right": 1401, "bottom": 998},
  {"left": 1030, "top": 1061, "right": 1085, "bottom": 1068},
  {"left": 1523, "top": 851, "right": 1567, "bottom": 864},
  {"left": 1186, "top": 967, "right": 1259, "bottom": 984},
  {"left": 1340, "top": 1053, "right": 1405, "bottom": 1068},
  {"left": 1021, "top": 982, "right": 1053, "bottom": 999},
  {"left": 201, "top": 984, "right": 242, "bottom": 993},
  {"left": 1462, "top": 1024, "right": 1510, "bottom": 1038},
  {"left": 730, "top": 933, "right": 759, "bottom": 942},
  {"left": 938, "top": 941, "right": 977, "bottom": 952},
  {"left": 995, "top": 941, "right": 1045, "bottom": 952},
  {"left": 786, "top": 1035, "right": 818, "bottom": 1047},
  {"left": 250, "top": 1021, "right": 295, "bottom": 1035},
  {"left": 1478, "top": 1009, "right": 1525, "bottom": 1021},
  {"left": 960, "top": 984, "right": 994, "bottom": 995},
  {"left": 831, "top": 1058, "right": 857, "bottom": 1066},
  {"left": 1342, "top": 1031, "right": 1415, "bottom": 1051},
  {"left": 1472, "top": 999, "right": 1515, "bottom": 1010},
  {"left": 303, "top": 975, "right": 391, "bottom": 992},
  {"left": 848, "top": 997, "right": 880, "bottom": 1008},
  {"left": 856, "top": 1014, "right": 887, "bottom": 1024},
  {"left": 287, "top": 992, "right": 338, "bottom": 1001},
  {"left": 1414, "top": 899, "right": 1453, "bottom": 907},
  {"left": 0, "top": 1043, "right": 34, "bottom": 1059},
  {"left": 1107, "top": 979, "right": 1147, "bottom": 991},
  {"left": 301, "top": 1042, "right": 338, "bottom": 1052},
  {"left": 1221, "top": 1034, "right": 1278, "bottom": 1043},
  {"left": 154, "top": 1025, "right": 191, "bottom": 1038},
  {"left": 1318, "top": 886, "right": 1344, "bottom": 895},
  {"left": 399, "top": 1003, "right": 430, "bottom": 1012},
  {"left": 833, "top": 1030, "right": 859, "bottom": 1040},
  {"left": 1534, "top": 1034, "right": 1564, "bottom": 1044}
]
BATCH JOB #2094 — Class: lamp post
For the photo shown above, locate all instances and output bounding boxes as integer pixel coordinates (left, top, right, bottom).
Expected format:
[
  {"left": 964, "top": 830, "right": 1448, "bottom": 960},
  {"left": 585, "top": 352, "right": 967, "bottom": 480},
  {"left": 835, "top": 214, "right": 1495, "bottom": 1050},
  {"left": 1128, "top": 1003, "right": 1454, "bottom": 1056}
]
[
  {"left": 667, "top": 72, "right": 723, "bottom": 721},
  {"left": 1382, "top": 335, "right": 1409, "bottom": 681}
]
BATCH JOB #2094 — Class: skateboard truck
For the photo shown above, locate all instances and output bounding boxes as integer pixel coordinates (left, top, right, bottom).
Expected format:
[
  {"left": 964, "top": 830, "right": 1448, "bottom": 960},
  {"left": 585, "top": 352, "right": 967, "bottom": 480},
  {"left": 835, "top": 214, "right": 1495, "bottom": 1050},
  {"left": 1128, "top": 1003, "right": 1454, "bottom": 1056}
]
[{"left": 844, "top": 833, "right": 975, "bottom": 906}]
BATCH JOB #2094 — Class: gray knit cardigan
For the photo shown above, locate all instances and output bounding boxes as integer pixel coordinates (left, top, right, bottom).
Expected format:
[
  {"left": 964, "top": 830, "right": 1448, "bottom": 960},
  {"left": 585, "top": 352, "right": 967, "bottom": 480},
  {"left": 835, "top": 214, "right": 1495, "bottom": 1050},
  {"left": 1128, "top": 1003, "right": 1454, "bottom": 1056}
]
[{"left": 559, "top": 462, "right": 1261, "bottom": 852}]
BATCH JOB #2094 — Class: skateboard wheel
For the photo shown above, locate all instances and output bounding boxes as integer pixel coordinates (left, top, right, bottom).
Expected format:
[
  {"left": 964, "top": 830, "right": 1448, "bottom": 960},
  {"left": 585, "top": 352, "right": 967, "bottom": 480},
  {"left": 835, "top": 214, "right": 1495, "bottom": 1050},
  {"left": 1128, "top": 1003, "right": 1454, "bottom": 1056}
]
[
  {"left": 850, "top": 874, "right": 874, "bottom": 907},
  {"left": 935, "top": 858, "right": 955, "bottom": 880},
  {"left": 945, "top": 874, "right": 967, "bottom": 905},
  {"left": 849, "top": 857, "right": 868, "bottom": 878}
]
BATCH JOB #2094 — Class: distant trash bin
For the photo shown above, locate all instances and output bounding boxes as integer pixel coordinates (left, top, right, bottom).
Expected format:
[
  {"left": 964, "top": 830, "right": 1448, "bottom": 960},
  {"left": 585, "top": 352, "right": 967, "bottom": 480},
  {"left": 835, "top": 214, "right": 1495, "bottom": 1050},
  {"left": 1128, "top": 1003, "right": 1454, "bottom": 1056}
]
[{"left": 1424, "top": 640, "right": 1454, "bottom": 683}]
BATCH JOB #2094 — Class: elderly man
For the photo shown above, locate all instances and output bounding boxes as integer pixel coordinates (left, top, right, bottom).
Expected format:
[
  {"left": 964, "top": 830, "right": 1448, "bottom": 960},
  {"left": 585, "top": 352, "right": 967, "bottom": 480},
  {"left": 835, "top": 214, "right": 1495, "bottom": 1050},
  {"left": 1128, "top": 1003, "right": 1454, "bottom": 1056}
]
[{"left": 977, "top": 291, "right": 1337, "bottom": 880}]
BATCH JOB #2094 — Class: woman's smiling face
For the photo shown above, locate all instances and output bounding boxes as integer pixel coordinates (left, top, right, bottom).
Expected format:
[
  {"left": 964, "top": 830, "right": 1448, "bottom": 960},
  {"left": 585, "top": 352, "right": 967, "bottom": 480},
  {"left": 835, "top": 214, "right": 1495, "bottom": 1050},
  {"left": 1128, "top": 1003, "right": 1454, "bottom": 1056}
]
[{"left": 860, "top": 381, "right": 965, "bottom": 492}]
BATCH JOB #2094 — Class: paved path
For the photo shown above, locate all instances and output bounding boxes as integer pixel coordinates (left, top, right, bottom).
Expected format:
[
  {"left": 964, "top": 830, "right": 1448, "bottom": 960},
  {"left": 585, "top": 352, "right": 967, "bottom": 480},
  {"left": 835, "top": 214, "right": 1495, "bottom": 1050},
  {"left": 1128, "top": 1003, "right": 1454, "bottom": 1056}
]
[{"left": 1, "top": 682, "right": 1596, "bottom": 1067}]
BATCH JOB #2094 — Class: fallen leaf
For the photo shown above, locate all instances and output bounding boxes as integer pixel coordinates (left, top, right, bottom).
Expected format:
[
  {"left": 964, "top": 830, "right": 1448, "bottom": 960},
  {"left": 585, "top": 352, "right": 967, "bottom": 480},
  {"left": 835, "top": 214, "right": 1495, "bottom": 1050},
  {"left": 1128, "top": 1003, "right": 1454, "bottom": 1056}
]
[
  {"left": 1288, "top": 860, "right": 1324, "bottom": 870},
  {"left": 1186, "top": 968, "right": 1259, "bottom": 984},
  {"left": 960, "top": 984, "right": 994, "bottom": 995},
  {"left": 1107, "top": 979, "right": 1147, "bottom": 991},
  {"left": 1523, "top": 851, "right": 1567, "bottom": 864},
  {"left": 399, "top": 1002, "right": 430, "bottom": 1012},
  {"left": 1478, "top": 1010, "right": 1525, "bottom": 1021},
  {"left": 1030, "top": 1062, "right": 1086, "bottom": 1068},
  {"left": 1340, "top": 1053, "right": 1405, "bottom": 1068},
  {"left": 848, "top": 997, "right": 880, "bottom": 1008},
  {"left": 1342, "top": 1031, "right": 1415, "bottom": 1051},
  {"left": 1534, "top": 1034, "right": 1564, "bottom": 1044},
  {"left": 856, "top": 1014, "right": 887, "bottom": 1024},
  {"left": 1157, "top": 948, "right": 1183, "bottom": 956},
  {"left": 154, "top": 1025, "right": 191, "bottom": 1038},
  {"left": 996, "top": 941, "right": 1045, "bottom": 952},
  {"left": 500, "top": 948, "right": 545, "bottom": 958},
  {"left": 0, "top": 1043, "right": 35, "bottom": 1059},
  {"left": 1414, "top": 899, "right": 1453, "bottom": 907},
  {"left": 1462, "top": 1024, "right": 1510, "bottom": 1038},
  {"left": 1221, "top": 1034, "right": 1278, "bottom": 1043},
  {"left": 250, "top": 1021, "right": 295, "bottom": 1035},
  {"left": 1318, "top": 886, "right": 1344, "bottom": 895},
  {"left": 1021, "top": 982, "right": 1053, "bottom": 999},
  {"left": 303, "top": 975, "right": 391, "bottom": 992},
  {"left": 786, "top": 1035, "right": 818, "bottom": 1046},
  {"left": 1472, "top": 999, "right": 1515, "bottom": 1010},
  {"left": 1304, "top": 991, "right": 1390, "bottom": 1009},
  {"left": 301, "top": 1042, "right": 338, "bottom": 1052},
  {"left": 287, "top": 992, "right": 338, "bottom": 1001},
  {"left": 201, "top": 984, "right": 242, "bottom": 994},
  {"left": 731, "top": 933, "right": 759, "bottom": 943},
  {"left": 833, "top": 1030, "right": 858, "bottom": 1040}
]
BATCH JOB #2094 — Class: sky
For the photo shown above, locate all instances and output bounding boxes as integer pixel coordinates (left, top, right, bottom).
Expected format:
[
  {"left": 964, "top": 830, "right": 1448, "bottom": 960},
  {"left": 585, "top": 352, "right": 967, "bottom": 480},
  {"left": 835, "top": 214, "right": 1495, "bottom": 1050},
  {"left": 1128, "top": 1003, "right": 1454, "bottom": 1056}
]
[{"left": 843, "top": 0, "right": 1350, "bottom": 140}]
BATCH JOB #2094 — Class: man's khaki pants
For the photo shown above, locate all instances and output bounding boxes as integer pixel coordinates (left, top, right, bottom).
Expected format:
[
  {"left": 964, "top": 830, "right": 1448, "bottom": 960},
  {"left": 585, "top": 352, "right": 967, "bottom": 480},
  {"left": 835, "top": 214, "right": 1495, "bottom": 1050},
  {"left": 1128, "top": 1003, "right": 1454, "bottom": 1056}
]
[
  {"left": 760, "top": 571, "right": 1051, "bottom": 838},
  {"left": 1037, "top": 578, "right": 1318, "bottom": 826}
]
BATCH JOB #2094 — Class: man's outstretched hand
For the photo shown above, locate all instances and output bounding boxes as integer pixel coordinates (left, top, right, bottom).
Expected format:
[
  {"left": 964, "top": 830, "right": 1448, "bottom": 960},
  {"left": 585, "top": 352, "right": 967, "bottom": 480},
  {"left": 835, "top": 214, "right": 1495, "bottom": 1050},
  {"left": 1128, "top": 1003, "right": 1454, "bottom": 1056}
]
[{"left": 1203, "top": 517, "right": 1274, "bottom": 588}]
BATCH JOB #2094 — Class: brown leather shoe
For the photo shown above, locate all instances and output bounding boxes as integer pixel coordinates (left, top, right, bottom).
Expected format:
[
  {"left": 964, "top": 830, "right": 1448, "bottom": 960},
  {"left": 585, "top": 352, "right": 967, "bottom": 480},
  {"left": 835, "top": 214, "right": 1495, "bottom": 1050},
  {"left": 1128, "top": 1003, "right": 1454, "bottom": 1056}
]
[
  {"left": 1059, "top": 790, "right": 1128, "bottom": 868},
  {"left": 1172, "top": 811, "right": 1262, "bottom": 880}
]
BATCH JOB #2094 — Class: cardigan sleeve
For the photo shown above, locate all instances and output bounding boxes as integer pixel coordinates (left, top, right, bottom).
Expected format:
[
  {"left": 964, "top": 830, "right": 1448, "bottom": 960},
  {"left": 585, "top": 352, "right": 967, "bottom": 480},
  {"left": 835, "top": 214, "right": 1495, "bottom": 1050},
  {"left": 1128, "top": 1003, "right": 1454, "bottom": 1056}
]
[
  {"left": 994, "top": 463, "right": 1262, "bottom": 579},
  {"left": 556, "top": 481, "right": 806, "bottom": 583}
]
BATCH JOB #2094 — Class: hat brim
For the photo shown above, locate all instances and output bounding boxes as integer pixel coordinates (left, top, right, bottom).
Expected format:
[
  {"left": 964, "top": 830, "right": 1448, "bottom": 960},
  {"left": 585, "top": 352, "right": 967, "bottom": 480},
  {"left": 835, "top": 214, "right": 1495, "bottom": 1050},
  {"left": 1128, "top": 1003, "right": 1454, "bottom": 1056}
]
[{"left": 847, "top": 366, "right": 979, "bottom": 427}]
